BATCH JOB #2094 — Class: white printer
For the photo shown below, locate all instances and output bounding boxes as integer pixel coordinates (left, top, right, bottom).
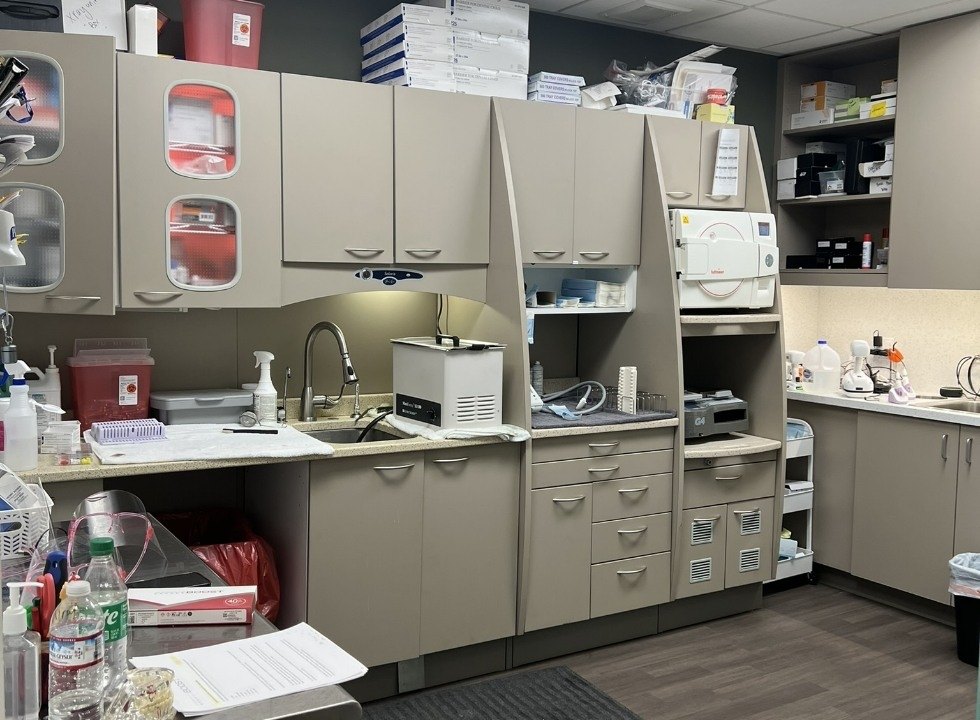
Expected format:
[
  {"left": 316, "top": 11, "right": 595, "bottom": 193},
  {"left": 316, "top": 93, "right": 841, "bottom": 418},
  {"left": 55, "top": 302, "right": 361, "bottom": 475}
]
[{"left": 672, "top": 209, "right": 779, "bottom": 310}]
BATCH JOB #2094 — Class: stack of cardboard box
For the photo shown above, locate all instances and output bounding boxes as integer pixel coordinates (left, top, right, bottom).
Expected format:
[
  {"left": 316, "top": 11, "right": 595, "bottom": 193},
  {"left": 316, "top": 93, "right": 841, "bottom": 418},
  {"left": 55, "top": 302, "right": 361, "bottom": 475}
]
[{"left": 527, "top": 71, "right": 584, "bottom": 105}]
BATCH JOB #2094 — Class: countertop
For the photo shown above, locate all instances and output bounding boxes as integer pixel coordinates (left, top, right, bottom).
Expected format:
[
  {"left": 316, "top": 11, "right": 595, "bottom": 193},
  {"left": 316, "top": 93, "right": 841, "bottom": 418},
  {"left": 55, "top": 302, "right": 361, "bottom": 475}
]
[
  {"left": 787, "top": 389, "right": 980, "bottom": 427},
  {"left": 530, "top": 417, "right": 678, "bottom": 439}
]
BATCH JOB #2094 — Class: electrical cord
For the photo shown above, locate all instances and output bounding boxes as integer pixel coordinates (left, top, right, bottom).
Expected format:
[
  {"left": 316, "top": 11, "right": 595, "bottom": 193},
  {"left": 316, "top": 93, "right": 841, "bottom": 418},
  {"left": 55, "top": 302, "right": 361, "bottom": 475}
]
[{"left": 957, "top": 355, "right": 980, "bottom": 399}]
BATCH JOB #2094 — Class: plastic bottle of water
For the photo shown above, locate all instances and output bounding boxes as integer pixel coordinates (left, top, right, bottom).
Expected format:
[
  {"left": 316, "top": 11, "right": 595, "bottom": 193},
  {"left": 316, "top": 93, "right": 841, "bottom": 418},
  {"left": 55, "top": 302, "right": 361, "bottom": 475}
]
[
  {"left": 802, "top": 340, "right": 842, "bottom": 393},
  {"left": 48, "top": 581, "right": 105, "bottom": 702},
  {"left": 83, "top": 536, "right": 129, "bottom": 693}
]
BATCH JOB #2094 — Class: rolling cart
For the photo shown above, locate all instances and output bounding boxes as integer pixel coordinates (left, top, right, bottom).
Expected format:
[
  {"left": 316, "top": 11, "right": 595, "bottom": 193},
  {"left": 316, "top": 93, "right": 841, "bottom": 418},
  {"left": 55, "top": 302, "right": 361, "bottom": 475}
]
[{"left": 773, "top": 418, "right": 814, "bottom": 581}]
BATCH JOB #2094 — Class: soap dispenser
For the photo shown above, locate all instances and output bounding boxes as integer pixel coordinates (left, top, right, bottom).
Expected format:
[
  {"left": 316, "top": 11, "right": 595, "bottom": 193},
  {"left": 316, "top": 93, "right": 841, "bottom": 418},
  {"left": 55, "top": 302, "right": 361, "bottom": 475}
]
[{"left": 3, "top": 581, "right": 42, "bottom": 720}]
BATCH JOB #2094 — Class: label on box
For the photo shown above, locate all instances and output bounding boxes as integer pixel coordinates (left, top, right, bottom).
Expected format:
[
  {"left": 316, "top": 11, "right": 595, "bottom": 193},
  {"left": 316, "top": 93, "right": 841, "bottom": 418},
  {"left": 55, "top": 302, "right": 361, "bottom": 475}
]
[
  {"left": 825, "top": 178, "right": 844, "bottom": 192},
  {"left": 0, "top": 470, "right": 37, "bottom": 510},
  {"left": 232, "top": 13, "right": 252, "bottom": 47},
  {"left": 119, "top": 375, "right": 138, "bottom": 406},
  {"left": 128, "top": 586, "right": 257, "bottom": 626},
  {"left": 198, "top": 211, "right": 217, "bottom": 223}
]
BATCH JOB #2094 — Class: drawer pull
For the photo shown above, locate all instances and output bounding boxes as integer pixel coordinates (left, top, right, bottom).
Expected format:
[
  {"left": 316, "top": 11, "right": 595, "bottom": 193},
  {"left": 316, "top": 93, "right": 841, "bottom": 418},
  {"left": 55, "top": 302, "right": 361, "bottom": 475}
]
[
  {"left": 666, "top": 191, "right": 693, "bottom": 199},
  {"left": 732, "top": 508, "right": 761, "bottom": 516},
  {"left": 616, "top": 566, "right": 647, "bottom": 576},
  {"left": 588, "top": 442, "right": 620, "bottom": 449},
  {"left": 692, "top": 515, "right": 720, "bottom": 523},
  {"left": 552, "top": 495, "right": 586, "bottom": 504},
  {"left": 532, "top": 250, "right": 566, "bottom": 258},
  {"left": 617, "top": 527, "right": 648, "bottom": 536},
  {"left": 705, "top": 194, "right": 732, "bottom": 201},
  {"left": 404, "top": 248, "right": 442, "bottom": 256},
  {"left": 578, "top": 251, "right": 610, "bottom": 259},
  {"left": 432, "top": 457, "right": 469, "bottom": 464},
  {"left": 715, "top": 475, "right": 743, "bottom": 482},
  {"left": 588, "top": 466, "right": 620, "bottom": 474},
  {"left": 617, "top": 487, "right": 648, "bottom": 495},
  {"left": 968, "top": 437, "right": 974, "bottom": 465},
  {"left": 373, "top": 464, "right": 416, "bottom": 471},
  {"left": 45, "top": 295, "right": 102, "bottom": 301},
  {"left": 941, "top": 433, "right": 949, "bottom": 461},
  {"left": 344, "top": 247, "right": 385, "bottom": 256},
  {"left": 134, "top": 291, "right": 184, "bottom": 299}
]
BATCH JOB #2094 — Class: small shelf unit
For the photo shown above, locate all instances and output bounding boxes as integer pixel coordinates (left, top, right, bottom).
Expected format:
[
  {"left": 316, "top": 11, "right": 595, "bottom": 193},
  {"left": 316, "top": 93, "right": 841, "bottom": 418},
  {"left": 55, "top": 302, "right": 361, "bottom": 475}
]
[
  {"left": 778, "top": 193, "right": 890, "bottom": 207},
  {"left": 783, "top": 115, "right": 895, "bottom": 139},
  {"left": 781, "top": 268, "right": 888, "bottom": 288},
  {"left": 771, "top": 418, "right": 815, "bottom": 582}
]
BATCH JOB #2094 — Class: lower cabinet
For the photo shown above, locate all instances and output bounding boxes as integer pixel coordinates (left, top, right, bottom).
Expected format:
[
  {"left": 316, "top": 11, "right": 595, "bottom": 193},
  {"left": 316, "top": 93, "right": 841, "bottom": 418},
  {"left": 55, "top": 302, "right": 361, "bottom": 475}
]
[
  {"left": 725, "top": 499, "right": 775, "bottom": 588},
  {"left": 308, "top": 444, "right": 520, "bottom": 667}
]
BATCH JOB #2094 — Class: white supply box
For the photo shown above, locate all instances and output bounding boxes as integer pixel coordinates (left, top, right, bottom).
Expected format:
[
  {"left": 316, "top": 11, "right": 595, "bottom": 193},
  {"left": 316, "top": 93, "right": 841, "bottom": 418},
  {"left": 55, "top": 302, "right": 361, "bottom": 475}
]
[
  {"left": 362, "top": 22, "right": 454, "bottom": 64},
  {"left": 129, "top": 587, "right": 257, "bottom": 626},
  {"left": 361, "top": 3, "right": 449, "bottom": 44},
  {"left": 610, "top": 104, "right": 685, "bottom": 118},
  {"left": 363, "top": 57, "right": 456, "bottom": 91},
  {"left": 869, "top": 177, "right": 893, "bottom": 194},
  {"left": 858, "top": 159, "right": 893, "bottom": 178},
  {"left": 527, "top": 78, "right": 581, "bottom": 94},
  {"left": 801, "top": 80, "right": 855, "bottom": 99},
  {"left": 421, "top": 0, "right": 530, "bottom": 38},
  {"left": 529, "top": 71, "right": 585, "bottom": 87},
  {"left": 455, "top": 66, "right": 526, "bottom": 99},
  {"left": 672, "top": 209, "right": 779, "bottom": 310},
  {"left": 362, "top": 38, "right": 454, "bottom": 75},
  {"left": 790, "top": 108, "right": 834, "bottom": 129},
  {"left": 776, "top": 157, "right": 797, "bottom": 181},
  {"left": 777, "top": 179, "right": 796, "bottom": 200},
  {"left": 527, "top": 90, "right": 580, "bottom": 105},
  {"left": 860, "top": 96, "right": 896, "bottom": 119},
  {"left": 453, "top": 29, "right": 529, "bottom": 73}
]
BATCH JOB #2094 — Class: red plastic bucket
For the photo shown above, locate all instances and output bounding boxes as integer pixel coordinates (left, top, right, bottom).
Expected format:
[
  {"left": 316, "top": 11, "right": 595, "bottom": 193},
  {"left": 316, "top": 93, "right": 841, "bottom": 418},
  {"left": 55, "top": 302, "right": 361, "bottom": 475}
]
[{"left": 181, "top": 0, "right": 264, "bottom": 69}]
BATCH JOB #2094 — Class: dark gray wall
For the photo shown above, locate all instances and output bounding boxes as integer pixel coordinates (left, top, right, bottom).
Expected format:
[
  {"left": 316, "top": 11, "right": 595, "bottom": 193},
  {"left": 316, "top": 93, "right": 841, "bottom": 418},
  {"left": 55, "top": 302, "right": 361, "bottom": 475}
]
[{"left": 135, "top": 1, "right": 777, "bottom": 177}]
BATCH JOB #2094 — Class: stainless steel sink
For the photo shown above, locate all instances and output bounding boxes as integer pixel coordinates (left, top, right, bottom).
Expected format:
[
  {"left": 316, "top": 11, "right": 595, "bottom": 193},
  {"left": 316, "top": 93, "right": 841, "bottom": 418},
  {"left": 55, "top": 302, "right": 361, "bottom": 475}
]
[
  {"left": 920, "top": 399, "right": 980, "bottom": 414},
  {"left": 305, "top": 427, "right": 402, "bottom": 444}
]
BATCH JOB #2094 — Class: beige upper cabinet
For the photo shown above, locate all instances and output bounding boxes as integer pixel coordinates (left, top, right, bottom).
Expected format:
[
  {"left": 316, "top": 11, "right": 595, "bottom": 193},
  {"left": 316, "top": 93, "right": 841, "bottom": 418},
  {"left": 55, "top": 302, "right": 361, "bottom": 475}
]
[
  {"left": 648, "top": 116, "right": 702, "bottom": 209},
  {"left": 698, "top": 122, "right": 748, "bottom": 210},
  {"left": 282, "top": 76, "right": 393, "bottom": 264},
  {"left": 0, "top": 31, "right": 117, "bottom": 315},
  {"left": 573, "top": 108, "right": 643, "bottom": 265},
  {"left": 495, "top": 98, "right": 576, "bottom": 265},
  {"left": 394, "top": 87, "right": 490, "bottom": 264},
  {"left": 117, "top": 54, "right": 282, "bottom": 309},
  {"left": 954, "top": 427, "right": 980, "bottom": 556},
  {"left": 890, "top": 14, "right": 980, "bottom": 290}
]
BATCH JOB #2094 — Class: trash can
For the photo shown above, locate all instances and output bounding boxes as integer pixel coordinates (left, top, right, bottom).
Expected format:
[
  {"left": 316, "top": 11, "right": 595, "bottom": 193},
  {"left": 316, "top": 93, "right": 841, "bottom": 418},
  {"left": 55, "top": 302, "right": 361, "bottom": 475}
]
[
  {"left": 949, "top": 553, "right": 980, "bottom": 666},
  {"left": 158, "top": 509, "right": 280, "bottom": 622}
]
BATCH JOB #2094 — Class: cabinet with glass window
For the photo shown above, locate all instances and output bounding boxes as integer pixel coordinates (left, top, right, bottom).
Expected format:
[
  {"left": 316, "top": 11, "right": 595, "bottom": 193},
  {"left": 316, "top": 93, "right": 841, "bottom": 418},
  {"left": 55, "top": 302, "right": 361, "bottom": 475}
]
[
  {"left": 117, "top": 54, "right": 281, "bottom": 309},
  {"left": 0, "top": 31, "right": 117, "bottom": 315}
]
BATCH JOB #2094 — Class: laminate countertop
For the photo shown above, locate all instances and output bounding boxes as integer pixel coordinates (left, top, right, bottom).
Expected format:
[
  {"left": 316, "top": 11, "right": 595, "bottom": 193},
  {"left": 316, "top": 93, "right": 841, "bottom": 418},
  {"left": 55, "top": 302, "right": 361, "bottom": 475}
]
[{"left": 787, "top": 389, "right": 980, "bottom": 427}]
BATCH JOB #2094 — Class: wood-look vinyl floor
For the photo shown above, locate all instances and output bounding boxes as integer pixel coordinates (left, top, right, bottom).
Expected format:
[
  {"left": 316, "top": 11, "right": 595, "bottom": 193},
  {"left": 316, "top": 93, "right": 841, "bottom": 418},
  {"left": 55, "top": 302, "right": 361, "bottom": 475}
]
[{"left": 525, "top": 585, "right": 977, "bottom": 719}]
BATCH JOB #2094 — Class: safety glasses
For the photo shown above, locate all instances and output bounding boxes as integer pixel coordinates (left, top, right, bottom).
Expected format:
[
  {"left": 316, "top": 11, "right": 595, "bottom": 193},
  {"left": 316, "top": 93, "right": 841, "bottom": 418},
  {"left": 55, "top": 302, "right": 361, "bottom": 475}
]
[{"left": 67, "top": 512, "right": 157, "bottom": 582}]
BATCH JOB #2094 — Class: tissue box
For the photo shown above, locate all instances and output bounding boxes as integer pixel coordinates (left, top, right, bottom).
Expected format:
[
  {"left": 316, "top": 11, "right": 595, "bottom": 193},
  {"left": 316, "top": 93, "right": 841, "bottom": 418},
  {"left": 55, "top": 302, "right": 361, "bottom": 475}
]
[
  {"left": 858, "top": 160, "right": 893, "bottom": 178},
  {"left": 695, "top": 103, "right": 734, "bottom": 124},
  {"left": 790, "top": 109, "right": 834, "bottom": 129},
  {"left": 129, "top": 586, "right": 257, "bottom": 626},
  {"left": 453, "top": 29, "right": 529, "bottom": 73},
  {"left": 454, "top": 66, "right": 526, "bottom": 99},
  {"left": 361, "top": 4, "right": 449, "bottom": 44},
  {"left": 801, "top": 80, "right": 855, "bottom": 99},
  {"left": 361, "top": 22, "right": 454, "bottom": 64}
]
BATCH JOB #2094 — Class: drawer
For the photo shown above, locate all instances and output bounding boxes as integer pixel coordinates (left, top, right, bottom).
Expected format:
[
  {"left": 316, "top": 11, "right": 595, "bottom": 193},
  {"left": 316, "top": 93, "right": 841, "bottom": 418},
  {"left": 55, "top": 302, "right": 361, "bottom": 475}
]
[
  {"left": 533, "top": 450, "right": 673, "bottom": 490},
  {"left": 590, "top": 552, "right": 670, "bottom": 618},
  {"left": 533, "top": 428, "right": 673, "bottom": 463},
  {"left": 592, "top": 513, "right": 671, "bottom": 563},
  {"left": 592, "top": 473, "right": 672, "bottom": 522},
  {"left": 683, "top": 460, "right": 776, "bottom": 509}
]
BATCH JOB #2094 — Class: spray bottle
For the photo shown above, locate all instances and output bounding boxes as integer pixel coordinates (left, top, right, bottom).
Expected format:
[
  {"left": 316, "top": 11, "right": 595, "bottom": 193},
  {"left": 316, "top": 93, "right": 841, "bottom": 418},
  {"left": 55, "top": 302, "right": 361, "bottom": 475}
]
[
  {"left": 3, "top": 360, "right": 36, "bottom": 471},
  {"left": 252, "top": 351, "right": 277, "bottom": 425},
  {"left": 4, "top": 581, "right": 42, "bottom": 720}
]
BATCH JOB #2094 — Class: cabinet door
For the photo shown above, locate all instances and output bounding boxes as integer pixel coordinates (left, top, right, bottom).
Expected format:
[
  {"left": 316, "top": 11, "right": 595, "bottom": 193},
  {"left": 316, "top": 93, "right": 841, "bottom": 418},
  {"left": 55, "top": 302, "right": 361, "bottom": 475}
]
[
  {"left": 0, "top": 31, "right": 116, "bottom": 315},
  {"left": 954, "top": 427, "right": 980, "bottom": 555},
  {"left": 495, "top": 99, "right": 576, "bottom": 265},
  {"left": 698, "top": 122, "right": 748, "bottom": 210},
  {"left": 394, "top": 88, "right": 489, "bottom": 264},
  {"left": 308, "top": 454, "right": 423, "bottom": 667},
  {"left": 525, "top": 485, "right": 592, "bottom": 632},
  {"left": 852, "top": 413, "right": 958, "bottom": 604},
  {"left": 675, "top": 505, "right": 727, "bottom": 598},
  {"left": 572, "top": 108, "right": 642, "bottom": 265},
  {"left": 725, "top": 498, "right": 774, "bottom": 588},
  {"left": 282, "top": 76, "right": 393, "bottom": 264},
  {"left": 420, "top": 445, "right": 519, "bottom": 655},
  {"left": 648, "top": 116, "right": 701, "bottom": 209},
  {"left": 890, "top": 15, "right": 980, "bottom": 290},
  {"left": 117, "top": 54, "right": 282, "bottom": 309}
]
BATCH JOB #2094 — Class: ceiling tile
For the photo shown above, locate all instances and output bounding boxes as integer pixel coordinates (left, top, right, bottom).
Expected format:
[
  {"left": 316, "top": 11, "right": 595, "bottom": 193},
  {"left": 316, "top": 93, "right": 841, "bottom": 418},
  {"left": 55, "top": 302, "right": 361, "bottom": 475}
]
[
  {"left": 762, "top": 28, "right": 875, "bottom": 55},
  {"left": 852, "top": 0, "right": 980, "bottom": 33},
  {"left": 668, "top": 8, "right": 837, "bottom": 49},
  {"left": 755, "top": 0, "right": 950, "bottom": 27},
  {"left": 526, "top": 0, "right": 583, "bottom": 11},
  {"left": 561, "top": 0, "right": 743, "bottom": 31}
]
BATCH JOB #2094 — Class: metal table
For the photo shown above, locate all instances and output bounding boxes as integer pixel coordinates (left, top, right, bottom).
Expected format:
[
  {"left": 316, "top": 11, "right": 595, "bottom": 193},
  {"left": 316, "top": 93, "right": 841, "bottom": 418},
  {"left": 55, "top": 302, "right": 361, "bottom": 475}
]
[{"left": 128, "top": 518, "right": 362, "bottom": 720}]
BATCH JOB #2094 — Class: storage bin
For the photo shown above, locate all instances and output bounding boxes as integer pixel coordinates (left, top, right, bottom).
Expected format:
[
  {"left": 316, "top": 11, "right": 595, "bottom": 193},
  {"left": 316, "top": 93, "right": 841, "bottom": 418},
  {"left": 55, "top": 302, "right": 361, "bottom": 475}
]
[
  {"left": 151, "top": 389, "right": 253, "bottom": 425},
  {"left": 818, "top": 170, "right": 844, "bottom": 195},
  {"left": 66, "top": 339, "right": 155, "bottom": 431},
  {"left": 0, "top": 484, "right": 53, "bottom": 559},
  {"left": 181, "top": 0, "right": 264, "bottom": 69}
]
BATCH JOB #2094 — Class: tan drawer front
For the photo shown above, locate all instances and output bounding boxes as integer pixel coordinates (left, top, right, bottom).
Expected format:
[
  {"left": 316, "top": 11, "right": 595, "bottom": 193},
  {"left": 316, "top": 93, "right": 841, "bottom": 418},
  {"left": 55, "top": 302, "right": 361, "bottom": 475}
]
[
  {"left": 533, "top": 428, "right": 673, "bottom": 463},
  {"left": 533, "top": 450, "right": 673, "bottom": 490},
  {"left": 590, "top": 552, "right": 670, "bottom": 618},
  {"left": 592, "top": 473, "right": 672, "bottom": 521},
  {"left": 683, "top": 461, "right": 776, "bottom": 509},
  {"left": 592, "top": 513, "right": 671, "bottom": 563}
]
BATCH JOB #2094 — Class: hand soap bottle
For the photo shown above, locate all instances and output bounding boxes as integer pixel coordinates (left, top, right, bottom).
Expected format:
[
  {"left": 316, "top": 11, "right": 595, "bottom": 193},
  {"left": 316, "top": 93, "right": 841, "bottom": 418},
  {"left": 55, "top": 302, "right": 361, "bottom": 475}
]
[
  {"left": 3, "top": 581, "right": 42, "bottom": 720},
  {"left": 252, "top": 351, "right": 277, "bottom": 425}
]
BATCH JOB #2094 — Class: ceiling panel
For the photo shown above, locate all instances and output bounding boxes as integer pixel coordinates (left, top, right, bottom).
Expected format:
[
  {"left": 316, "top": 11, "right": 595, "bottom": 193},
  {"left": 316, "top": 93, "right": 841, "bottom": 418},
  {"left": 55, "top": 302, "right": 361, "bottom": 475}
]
[
  {"left": 853, "top": 0, "right": 980, "bottom": 33},
  {"left": 562, "top": 0, "right": 743, "bottom": 31},
  {"left": 763, "top": 28, "right": 874, "bottom": 55},
  {"left": 756, "top": 0, "right": 950, "bottom": 27},
  {"left": 668, "top": 8, "right": 837, "bottom": 48},
  {"left": 526, "top": 0, "right": 581, "bottom": 11}
]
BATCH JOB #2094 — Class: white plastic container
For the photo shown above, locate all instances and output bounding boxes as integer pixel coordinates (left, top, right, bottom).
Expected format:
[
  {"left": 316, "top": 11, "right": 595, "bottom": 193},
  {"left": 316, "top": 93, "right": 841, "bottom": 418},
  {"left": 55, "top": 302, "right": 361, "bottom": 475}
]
[
  {"left": 150, "top": 389, "right": 253, "bottom": 425},
  {"left": 4, "top": 381, "right": 37, "bottom": 472},
  {"left": 802, "top": 340, "right": 841, "bottom": 393},
  {"left": 252, "top": 351, "right": 277, "bottom": 425}
]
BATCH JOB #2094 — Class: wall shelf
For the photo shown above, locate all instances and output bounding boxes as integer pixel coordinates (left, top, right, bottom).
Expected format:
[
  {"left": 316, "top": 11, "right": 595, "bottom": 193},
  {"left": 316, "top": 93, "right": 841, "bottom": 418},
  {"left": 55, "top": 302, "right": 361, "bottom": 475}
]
[
  {"left": 680, "top": 313, "right": 781, "bottom": 337},
  {"left": 783, "top": 116, "right": 895, "bottom": 139},
  {"left": 774, "top": 549, "right": 814, "bottom": 581},
  {"left": 781, "top": 268, "right": 888, "bottom": 287},
  {"left": 779, "top": 193, "right": 890, "bottom": 207},
  {"left": 684, "top": 433, "right": 783, "bottom": 460}
]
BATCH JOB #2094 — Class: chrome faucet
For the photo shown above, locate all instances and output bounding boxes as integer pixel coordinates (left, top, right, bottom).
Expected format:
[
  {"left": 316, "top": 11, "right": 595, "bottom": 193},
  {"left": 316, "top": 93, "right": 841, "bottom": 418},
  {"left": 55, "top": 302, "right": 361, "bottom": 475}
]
[{"left": 301, "top": 321, "right": 359, "bottom": 422}]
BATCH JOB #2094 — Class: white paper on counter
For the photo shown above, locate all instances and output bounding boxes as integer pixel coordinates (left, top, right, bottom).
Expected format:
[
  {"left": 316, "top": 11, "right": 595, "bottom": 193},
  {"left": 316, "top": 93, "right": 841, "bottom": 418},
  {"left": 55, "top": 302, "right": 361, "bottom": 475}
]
[
  {"left": 711, "top": 127, "right": 741, "bottom": 198},
  {"left": 130, "top": 623, "right": 367, "bottom": 717}
]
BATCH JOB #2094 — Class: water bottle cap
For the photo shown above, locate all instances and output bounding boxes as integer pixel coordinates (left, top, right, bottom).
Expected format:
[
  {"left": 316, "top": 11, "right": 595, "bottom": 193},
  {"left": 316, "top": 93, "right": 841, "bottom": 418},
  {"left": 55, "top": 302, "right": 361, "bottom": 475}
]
[
  {"left": 89, "top": 536, "right": 115, "bottom": 557},
  {"left": 11, "top": 378, "right": 25, "bottom": 385},
  {"left": 66, "top": 580, "right": 91, "bottom": 597}
]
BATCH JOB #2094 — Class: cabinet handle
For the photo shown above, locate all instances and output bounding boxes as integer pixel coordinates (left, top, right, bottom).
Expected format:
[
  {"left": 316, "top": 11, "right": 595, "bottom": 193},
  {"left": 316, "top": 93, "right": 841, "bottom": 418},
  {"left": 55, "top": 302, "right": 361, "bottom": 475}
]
[
  {"left": 432, "top": 457, "right": 469, "bottom": 464},
  {"left": 404, "top": 248, "right": 442, "bottom": 256},
  {"left": 942, "top": 434, "right": 949, "bottom": 461},
  {"left": 968, "top": 437, "right": 974, "bottom": 465},
  {"left": 733, "top": 508, "right": 761, "bottom": 516},
  {"left": 617, "top": 487, "right": 648, "bottom": 495},
  {"left": 532, "top": 250, "right": 566, "bottom": 258},
  {"left": 666, "top": 191, "right": 693, "bottom": 199},
  {"left": 588, "top": 466, "right": 620, "bottom": 474},
  {"left": 344, "top": 248, "right": 385, "bottom": 256},
  {"left": 616, "top": 566, "right": 647, "bottom": 576},
  {"left": 373, "top": 463, "right": 416, "bottom": 471},
  {"left": 578, "top": 251, "right": 610, "bottom": 259},
  {"left": 552, "top": 495, "right": 586, "bottom": 504},
  {"left": 588, "top": 442, "right": 619, "bottom": 449},
  {"left": 134, "top": 291, "right": 183, "bottom": 298},
  {"left": 617, "top": 527, "right": 648, "bottom": 536},
  {"left": 693, "top": 515, "right": 720, "bottom": 523},
  {"left": 705, "top": 194, "right": 732, "bottom": 201},
  {"left": 715, "top": 475, "right": 743, "bottom": 482},
  {"left": 45, "top": 295, "right": 102, "bottom": 301}
]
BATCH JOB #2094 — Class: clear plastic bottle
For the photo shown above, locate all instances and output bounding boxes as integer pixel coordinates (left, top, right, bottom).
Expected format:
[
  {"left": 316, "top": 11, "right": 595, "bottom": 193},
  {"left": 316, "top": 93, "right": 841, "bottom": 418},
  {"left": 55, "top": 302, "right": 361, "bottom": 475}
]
[
  {"left": 48, "top": 580, "right": 106, "bottom": 702},
  {"left": 4, "top": 582, "right": 42, "bottom": 720},
  {"left": 83, "top": 537, "right": 128, "bottom": 693},
  {"left": 4, "top": 379, "right": 38, "bottom": 471},
  {"left": 802, "top": 340, "right": 842, "bottom": 393}
]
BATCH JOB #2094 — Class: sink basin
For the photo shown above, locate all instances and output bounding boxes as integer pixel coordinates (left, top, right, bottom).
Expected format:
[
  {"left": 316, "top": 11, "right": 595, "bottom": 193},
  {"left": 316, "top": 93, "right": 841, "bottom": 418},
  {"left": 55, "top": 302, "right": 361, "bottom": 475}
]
[
  {"left": 921, "top": 399, "right": 980, "bottom": 414},
  {"left": 306, "top": 427, "right": 402, "bottom": 444}
]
